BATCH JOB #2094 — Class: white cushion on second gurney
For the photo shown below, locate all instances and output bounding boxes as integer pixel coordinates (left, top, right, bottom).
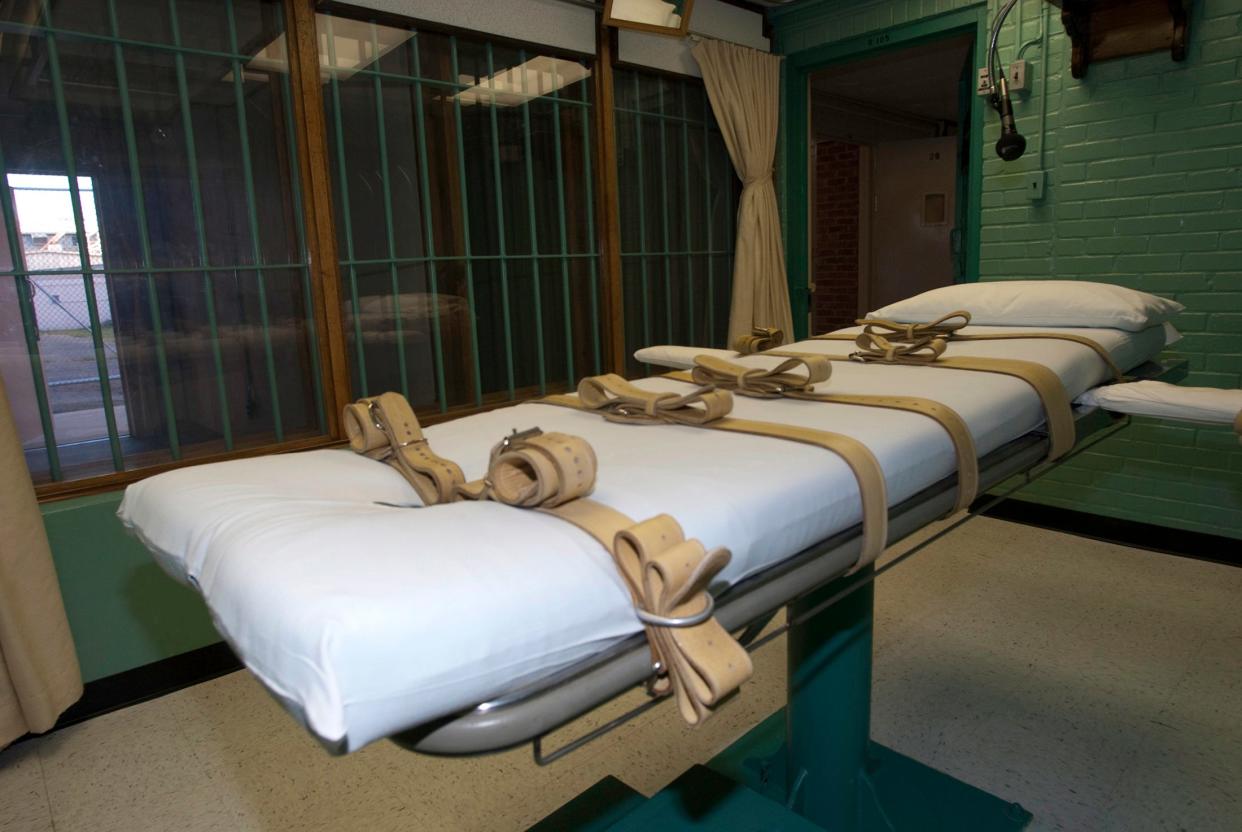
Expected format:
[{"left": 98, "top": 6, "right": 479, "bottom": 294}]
[
  {"left": 1077, "top": 380, "right": 1242, "bottom": 427},
  {"left": 118, "top": 325, "right": 1166, "bottom": 752}
]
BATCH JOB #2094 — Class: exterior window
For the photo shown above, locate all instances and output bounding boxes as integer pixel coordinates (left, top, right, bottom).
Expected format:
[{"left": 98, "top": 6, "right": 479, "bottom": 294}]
[
  {"left": 317, "top": 10, "right": 602, "bottom": 411},
  {"left": 614, "top": 68, "right": 737, "bottom": 375},
  {"left": 0, "top": 0, "right": 325, "bottom": 485}
]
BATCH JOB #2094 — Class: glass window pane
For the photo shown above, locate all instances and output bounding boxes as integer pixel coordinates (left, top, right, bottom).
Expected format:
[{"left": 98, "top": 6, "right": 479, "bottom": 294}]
[
  {"left": 319, "top": 9, "right": 600, "bottom": 407},
  {"left": 0, "top": 0, "right": 325, "bottom": 485},
  {"left": 616, "top": 70, "right": 738, "bottom": 375}
]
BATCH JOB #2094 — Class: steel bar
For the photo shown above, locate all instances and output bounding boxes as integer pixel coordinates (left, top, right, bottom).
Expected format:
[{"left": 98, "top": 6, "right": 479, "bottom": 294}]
[
  {"left": 277, "top": 64, "right": 327, "bottom": 433},
  {"left": 485, "top": 43, "right": 516, "bottom": 398},
  {"left": 168, "top": 0, "right": 234, "bottom": 448},
  {"left": 449, "top": 36, "right": 484, "bottom": 407},
  {"left": 323, "top": 14, "right": 369, "bottom": 396},
  {"left": 703, "top": 89, "right": 715, "bottom": 344},
  {"left": 679, "top": 82, "right": 695, "bottom": 343},
  {"left": 0, "top": 140, "right": 60, "bottom": 478},
  {"left": 631, "top": 73, "right": 651, "bottom": 351},
  {"left": 0, "top": 262, "right": 305, "bottom": 277},
  {"left": 657, "top": 81, "right": 672, "bottom": 343},
  {"left": 549, "top": 60, "right": 575, "bottom": 386},
  {"left": 225, "top": 0, "right": 284, "bottom": 440},
  {"left": 518, "top": 49, "right": 547, "bottom": 395},
  {"left": 578, "top": 74, "right": 601, "bottom": 376},
  {"left": 409, "top": 32, "right": 449, "bottom": 411},
  {"left": 109, "top": 0, "right": 180, "bottom": 460},
  {"left": 370, "top": 21, "right": 410, "bottom": 399},
  {"left": 41, "top": 0, "right": 124, "bottom": 470}
]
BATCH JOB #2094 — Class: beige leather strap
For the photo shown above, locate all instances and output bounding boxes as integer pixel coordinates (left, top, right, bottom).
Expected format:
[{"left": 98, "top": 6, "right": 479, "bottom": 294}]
[
  {"left": 814, "top": 310, "right": 1126, "bottom": 381},
  {"left": 539, "top": 377, "right": 890, "bottom": 569},
  {"left": 463, "top": 430, "right": 753, "bottom": 725},
  {"left": 690, "top": 353, "right": 832, "bottom": 397},
  {"left": 734, "top": 326, "right": 785, "bottom": 355},
  {"left": 343, "top": 393, "right": 466, "bottom": 505},
  {"left": 346, "top": 397, "right": 752, "bottom": 724},
  {"left": 807, "top": 349, "right": 1076, "bottom": 461},
  {"left": 456, "top": 429, "right": 597, "bottom": 507},
  {"left": 674, "top": 354, "right": 979, "bottom": 513},
  {"left": 558, "top": 373, "right": 735, "bottom": 425},
  {"left": 856, "top": 310, "right": 971, "bottom": 341}
]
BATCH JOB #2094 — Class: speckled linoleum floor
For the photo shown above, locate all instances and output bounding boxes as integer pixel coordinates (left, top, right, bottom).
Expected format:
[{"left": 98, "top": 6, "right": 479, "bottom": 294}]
[{"left": 2, "top": 516, "right": 1240, "bottom": 832}]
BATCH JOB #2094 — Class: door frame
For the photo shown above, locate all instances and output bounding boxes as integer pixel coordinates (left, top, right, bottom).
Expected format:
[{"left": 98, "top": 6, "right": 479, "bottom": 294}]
[{"left": 783, "top": 6, "right": 988, "bottom": 339}]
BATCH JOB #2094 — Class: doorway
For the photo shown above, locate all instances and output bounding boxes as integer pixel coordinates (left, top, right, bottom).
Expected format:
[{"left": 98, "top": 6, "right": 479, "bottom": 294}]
[{"left": 807, "top": 33, "right": 975, "bottom": 334}]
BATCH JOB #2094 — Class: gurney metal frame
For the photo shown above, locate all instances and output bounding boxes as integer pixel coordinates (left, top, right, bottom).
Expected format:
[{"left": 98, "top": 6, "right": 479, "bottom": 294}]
[
  {"left": 386, "top": 360, "right": 1182, "bottom": 830},
  {"left": 391, "top": 361, "right": 1182, "bottom": 755}
]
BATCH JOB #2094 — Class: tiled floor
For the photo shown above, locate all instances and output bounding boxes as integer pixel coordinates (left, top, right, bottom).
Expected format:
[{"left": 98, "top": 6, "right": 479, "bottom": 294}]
[{"left": 2, "top": 517, "right": 1239, "bottom": 831}]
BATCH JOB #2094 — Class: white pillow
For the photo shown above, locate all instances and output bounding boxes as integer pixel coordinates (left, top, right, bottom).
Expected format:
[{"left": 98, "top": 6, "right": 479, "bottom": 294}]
[
  {"left": 868, "top": 280, "right": 1184, "bottom": 332},
  {"left": 1077, "top": 381, "right": 1242, "bottom": 428}
]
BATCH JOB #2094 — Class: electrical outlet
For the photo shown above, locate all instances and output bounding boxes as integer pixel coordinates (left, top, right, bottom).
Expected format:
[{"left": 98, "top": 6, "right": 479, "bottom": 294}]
[
  {"left": 1025, "top": 171, "right": 1046, "bottom": 201},
  {"left": 1009, "top": 60, "right": 1029, "bottom": 93},
  {"left": 976, "top": 66, "right": 993, "bottom": 96}
]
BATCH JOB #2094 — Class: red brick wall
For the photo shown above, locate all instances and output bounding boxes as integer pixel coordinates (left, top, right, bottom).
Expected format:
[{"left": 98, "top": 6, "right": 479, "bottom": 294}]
[{"left": 811, "top": 141, "right": 861, "bottom": 335}]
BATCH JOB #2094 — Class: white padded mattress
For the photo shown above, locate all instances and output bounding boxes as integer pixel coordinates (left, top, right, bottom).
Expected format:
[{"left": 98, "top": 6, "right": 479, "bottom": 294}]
[{"left": 119, "top": 325, "right": 1165, "bottom": 751}]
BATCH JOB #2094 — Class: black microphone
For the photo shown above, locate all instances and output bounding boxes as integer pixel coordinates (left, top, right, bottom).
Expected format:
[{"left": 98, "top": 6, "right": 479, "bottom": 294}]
[{"left": 993, "top": 75, "right": 1027, "bottom": 161}]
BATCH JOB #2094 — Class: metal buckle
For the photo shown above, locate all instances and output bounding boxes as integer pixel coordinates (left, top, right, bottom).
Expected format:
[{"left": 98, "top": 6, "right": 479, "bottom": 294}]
[
  {"left": 499, "top": 426, "right": 542, "bottom": 451},
  {"left": 367, "top": 400, "right": 386, "bottom": 431},
  {"left": 634, "top": 594, "right": 715, "bottom": 628}
]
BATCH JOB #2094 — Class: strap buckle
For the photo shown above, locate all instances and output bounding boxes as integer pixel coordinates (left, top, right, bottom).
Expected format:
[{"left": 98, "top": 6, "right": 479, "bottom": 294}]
[
  {"left": 634, "top": 594, "right": 715, "bottom": 628},
  {"left": 499, "top": 426, "right": 542, "bottom": 451}
]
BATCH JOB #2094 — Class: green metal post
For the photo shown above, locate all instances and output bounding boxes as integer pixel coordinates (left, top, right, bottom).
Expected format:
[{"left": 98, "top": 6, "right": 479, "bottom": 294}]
[
  {"left": 702, "top": 91, "right": 715, "bottom": 346},
  {"left": 0, "top": 140, "right": 60, "bottom": 479},
  {"left": 369, "top": 21, "right": 410, "bottom": 399},
  {"left": 41, "top": 0, "right": 124, "bottom": 471},
  {"left": 448, "top": 36, "right": 484, "bottom": 407},
  {"left": 785, "top": 568, "right": 874, "bottom": 830},
  {"left": 723, "top": 126, "right": 736, "bottom": 344},
  {"left": 168, "top": 0, "right": 232, "bottom": 449},
  {"left": 485, "top": 43, "right": 516, "bottom": 398},
  {"left": 549, "top": 61, "right": 575, "bottom": 386},
  {"left": 578, "top": 75, "right": 600, "bottom": 376},
  {"left": 277, "top": 69, "right": 326, "bottom": 433},
  {"left": 657, "top": 81, "right": 672, "bottom": 343},
  {"left": 409, "top": 32, "right": 448, "bottom": 410},
  {"left": 519, "top": 49, "right": 548, "bottom": 394},
  {"left": 0, "top": 262, "right": 303, "bottom": 278},
  {"left": 108, "top": 0, "right": 180, "bottom": 460},
  {"left": 225, "top": 0, "right": 283, "bottom": 440},
  {"left": 679, "top": 83, "right": 694, "bottom": 343},
  {"left": 324, "top": 14, "right": 368, "bottom": 396},
  {"left": 632, "top": 73, "right": 651, "bottom": 350}
]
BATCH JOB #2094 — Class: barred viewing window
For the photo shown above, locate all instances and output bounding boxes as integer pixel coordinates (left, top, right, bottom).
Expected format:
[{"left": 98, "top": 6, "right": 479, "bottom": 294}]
[
  {"left": 614, "top": 68, "right": 738, "bottom": 376},
  {"left": 318, "top": 10, "right": 602, "bottom": 412},
  {"left": 0, "top": 2, "right": 745, "bottom": 494},
  {"left": 0, "top": 0, "right": 325, "bottom": 486}
]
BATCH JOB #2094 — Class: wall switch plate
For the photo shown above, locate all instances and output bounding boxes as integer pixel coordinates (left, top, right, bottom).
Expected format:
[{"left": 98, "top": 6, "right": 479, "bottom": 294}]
[
  {"left": 1025, "top": 170, "right": 1046, "bottom": 201},
  {"left": 1009, "top": 60, "right": 1029, "bottom": 92},
  {"left": 976, "top": 66, "right": 992, "bottom": 96}
]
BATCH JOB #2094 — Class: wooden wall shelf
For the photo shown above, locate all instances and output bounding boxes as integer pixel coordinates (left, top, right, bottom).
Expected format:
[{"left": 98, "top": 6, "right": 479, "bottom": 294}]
[{"left": 1048, "top": 0, "right": 1190, "bottom": 79}]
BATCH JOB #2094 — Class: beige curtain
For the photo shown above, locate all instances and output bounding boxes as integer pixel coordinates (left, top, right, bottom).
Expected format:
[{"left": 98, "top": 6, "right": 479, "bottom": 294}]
[
  {"left": 0, "top": 375, "right": 82, "bottom": 749},
  {"left": 692, "top": 38, "right": 795, "bottom": 347}
]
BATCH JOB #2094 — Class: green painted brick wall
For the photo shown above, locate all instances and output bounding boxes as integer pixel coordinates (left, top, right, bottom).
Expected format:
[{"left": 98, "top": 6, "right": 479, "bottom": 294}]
[{"left": 773, "top": 0, "right": 1242, "bottom": 539}]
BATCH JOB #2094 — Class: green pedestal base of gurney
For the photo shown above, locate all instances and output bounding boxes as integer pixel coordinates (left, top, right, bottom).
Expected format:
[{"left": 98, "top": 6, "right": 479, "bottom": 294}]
[
  {"left": 709, "top": 573, "right": 1032, "bottom": 831},
  {"left": 530, "top": 568, "right": 1033, "bottom": 831}
]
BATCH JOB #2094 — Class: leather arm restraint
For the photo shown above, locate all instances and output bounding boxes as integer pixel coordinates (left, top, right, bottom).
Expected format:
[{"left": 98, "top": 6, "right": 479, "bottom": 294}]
[
  {"left": 539, "top": 375, "right": 890, "bottom": 570},
  {"left": 663, "top": 354, "right": 979, "bottom": 514},
  {"left": 344, "top": 393, "right": 752, "bottom": 725},
  {"left": 733, "top": 326, "right": 785, "bottom": 355}
]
